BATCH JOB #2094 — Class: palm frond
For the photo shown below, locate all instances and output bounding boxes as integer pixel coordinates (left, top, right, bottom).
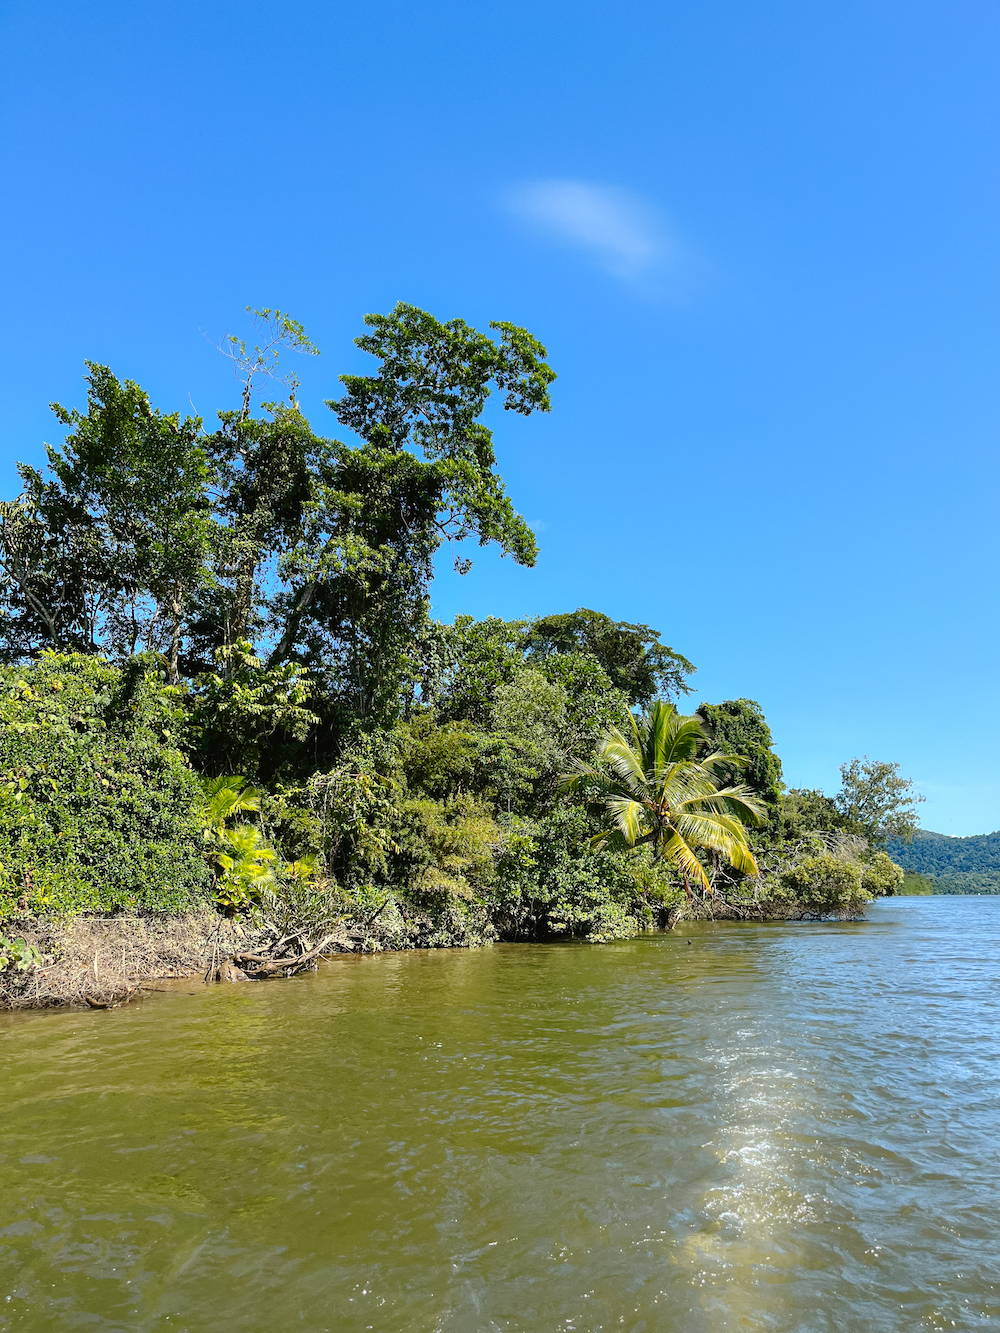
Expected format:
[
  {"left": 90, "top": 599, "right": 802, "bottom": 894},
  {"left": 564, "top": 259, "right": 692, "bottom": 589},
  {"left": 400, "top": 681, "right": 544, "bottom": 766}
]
[
  {"left": 604, "top": 795, "right": 650, "bottom": 847},
  {"left": 596, "top": 729, "right": 647, "bottom": 789},
  {"left": 659, "top": 831, "right": 712, "bottom": 891}
]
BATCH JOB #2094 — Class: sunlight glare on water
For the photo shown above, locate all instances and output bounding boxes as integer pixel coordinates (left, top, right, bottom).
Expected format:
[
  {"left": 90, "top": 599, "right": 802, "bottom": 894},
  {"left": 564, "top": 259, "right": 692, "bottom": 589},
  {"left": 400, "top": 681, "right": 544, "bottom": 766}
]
[{"left": 1, "top": 896, "right": 999, "bottom": 1331}]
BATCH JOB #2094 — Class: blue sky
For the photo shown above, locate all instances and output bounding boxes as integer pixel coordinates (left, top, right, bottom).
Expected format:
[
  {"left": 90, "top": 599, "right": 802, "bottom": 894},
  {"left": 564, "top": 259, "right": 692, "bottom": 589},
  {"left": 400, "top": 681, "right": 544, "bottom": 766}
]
[{"left": 1, "top": 1, "right": 997, "bottom": 833}]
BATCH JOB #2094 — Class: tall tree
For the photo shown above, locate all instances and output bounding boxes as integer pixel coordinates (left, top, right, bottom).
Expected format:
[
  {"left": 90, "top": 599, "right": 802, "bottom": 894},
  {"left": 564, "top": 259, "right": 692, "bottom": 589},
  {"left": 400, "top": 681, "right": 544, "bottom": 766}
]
[
  {"left": 0, "top": 304, "right": 554, "bottom": 748},
  {"left": 0, "top": 365, "right": 212, "bottom": 677},
  {"left": 697, "top": 699, "right": 783, "bottom": 839},
  {"left": 195, "top": 309, "right": 322, "bottom": 657},
  {"left": 526, "top": 608, "right": 694, "bottom": 707},
  {"left": 835, "top": 757, "right": 924, "bottom": 846},
  {"left": 267, "top": 303, "right": 556, "bottom": 732}
]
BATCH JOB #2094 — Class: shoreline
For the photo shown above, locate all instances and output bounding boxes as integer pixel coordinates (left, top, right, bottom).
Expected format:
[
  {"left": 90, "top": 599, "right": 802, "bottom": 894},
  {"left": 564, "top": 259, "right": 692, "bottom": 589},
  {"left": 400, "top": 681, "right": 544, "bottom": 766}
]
[{"left": 1, "top": 896, "right": 880, "bottom": 1011}]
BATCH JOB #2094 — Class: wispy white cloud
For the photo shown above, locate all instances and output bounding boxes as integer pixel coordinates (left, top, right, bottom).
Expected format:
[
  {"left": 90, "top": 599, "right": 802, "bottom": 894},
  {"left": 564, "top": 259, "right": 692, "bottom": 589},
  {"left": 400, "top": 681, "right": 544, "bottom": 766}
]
[{"left": 505, "top": 179, "right": 679, "bottom": 282}]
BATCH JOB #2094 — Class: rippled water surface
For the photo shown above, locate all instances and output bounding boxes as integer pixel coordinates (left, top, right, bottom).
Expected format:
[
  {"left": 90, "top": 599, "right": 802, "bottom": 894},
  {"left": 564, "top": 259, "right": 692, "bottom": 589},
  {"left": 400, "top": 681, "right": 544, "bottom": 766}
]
[{"left": 2, "top": 896, "right": 1000, "bottom": 1331}]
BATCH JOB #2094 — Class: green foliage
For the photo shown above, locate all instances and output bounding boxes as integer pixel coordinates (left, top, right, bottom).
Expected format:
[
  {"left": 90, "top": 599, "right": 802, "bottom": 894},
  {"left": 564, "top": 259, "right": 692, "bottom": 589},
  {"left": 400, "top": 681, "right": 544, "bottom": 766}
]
[
  {"left": 928, "top": 872, "right": 1000, "bottom": 895},
  {"left": 255, "top": 873, "right": 345, "bottom": 945},
  {"left": 218, "top": 306, "right": 320, "bottom": 419},
  {"left": 776, "top": 851, "right": 870, "bottom": 917},
  {"left": 885, "top": 827, "right": 1000, "bottom": 894},
  {"left": 213, "top": 825, "right": 277, "bottom": 912},
  {"left": 188, "top": 642, "right": 317, "bottom": 779},
  {"left": 0, "top": 365, "right": 212, "bottom": 675},
  {"left": 301, "top": 735, "right": 403, "bottom": 891},
  {"left": 202, "top": 774, "right": 262, "bottom": 839},
  {"left": 526, "top": 609, "right": 694, "bottom": 706},
  {"left": 5, "top": 304, "right": 924, "bottom": 946},
  {"left": 2, "top": 305, "right": 555, "bottom": 749},
  {"left": 860, "top": 850, "right": 904, "bottom": 897},
  {"left": 200, "top": 774, "right": 275, "bottom": 912},
  {"left": 484, "top": 668, "right": 570, "bottom": 813},
  {"left": 268, "top": 304, "right": 557, "bottom": 733},
  {"left": 330, "top": 302, "right": 553, "bottom": 571},
  {"left": 564, "top": 702, "right": 765, "bottom": 893},
  {"left": 402, "top": 794, "right": 500, "bottom": 900},
  {"left": 835, "top": 757, "right": 924, "bottom": 846},
  {"left": 492, "top": 807, "right": 682, "bottom": 941},
  {"left": 900, "top": 870, "right": 935, "bottom": 895},
  {"left": 0, "top": 934, "right": 46, "bottom": 971},
  {"left": 781, "top": 788, "right": 844, "bottom": 839},
  {"left": 697, "top": 699, "right": 784, "bottom": 839},
  {"left": 0, "top": 653, "right": 211, "bottom": 920}
]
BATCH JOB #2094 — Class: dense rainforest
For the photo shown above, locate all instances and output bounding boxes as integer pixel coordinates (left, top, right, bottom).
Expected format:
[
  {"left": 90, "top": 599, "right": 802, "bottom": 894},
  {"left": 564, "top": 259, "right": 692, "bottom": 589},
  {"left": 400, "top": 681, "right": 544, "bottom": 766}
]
[{"left": 0, "top": 306, "right": 922, "bottom": 992}]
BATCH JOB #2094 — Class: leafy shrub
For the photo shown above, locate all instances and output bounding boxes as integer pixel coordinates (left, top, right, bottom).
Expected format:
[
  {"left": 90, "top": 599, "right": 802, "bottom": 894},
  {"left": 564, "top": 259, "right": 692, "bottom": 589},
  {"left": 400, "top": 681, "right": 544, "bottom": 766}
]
[
  {"left": 493, "top": 806, "right": 682, "bottom": 941},
  {"left": 776, "top": 850, "right": 869, "bottom": 917},
  {"left": 402, "top": 793, "right": 500, "bottom": 899},
  {"left": 861, "top": 851, "right": 904, "bottom": 897},
  {"left": 0, "top": 653, "right": 211, "bottom": 919}
]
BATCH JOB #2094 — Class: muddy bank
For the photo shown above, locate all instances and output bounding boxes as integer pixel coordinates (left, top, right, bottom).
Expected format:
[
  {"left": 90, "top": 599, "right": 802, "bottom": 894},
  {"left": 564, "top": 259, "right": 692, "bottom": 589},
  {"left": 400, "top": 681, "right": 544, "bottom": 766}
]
[
  {"left": 0, "top": 900, "right": 489, "bottom": 1010},
  {"left": 0, "top": 895, "right": 863, "bottom": 1011},
  {"left": 0, "top": 912, "right": 374, "bottom": 1010},
  {"left": 1, "top": 912, "right": 255, "bottom": 1009}
]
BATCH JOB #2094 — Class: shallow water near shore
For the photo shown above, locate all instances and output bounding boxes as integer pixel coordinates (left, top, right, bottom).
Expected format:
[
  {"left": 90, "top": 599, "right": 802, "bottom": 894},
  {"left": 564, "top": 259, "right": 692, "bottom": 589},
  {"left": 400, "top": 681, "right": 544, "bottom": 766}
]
[{"left": 1, "top": 896, "right": 998, "bottom": 1332}]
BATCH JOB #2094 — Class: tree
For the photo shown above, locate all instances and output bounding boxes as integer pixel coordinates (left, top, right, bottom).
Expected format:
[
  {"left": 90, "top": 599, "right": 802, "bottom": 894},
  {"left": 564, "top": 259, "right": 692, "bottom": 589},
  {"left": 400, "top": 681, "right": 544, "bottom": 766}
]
[
  {"left": 564, "top": 702, "right": 765, "bottom": 893},
  {"left": 834, "top": 757, "right": 924, "bottom": 846},
  {"left": 781, "top": 787, "right": 843, "bottom": 839},
  {"left": 697, "top": 699, "right": 783, "bottom": 838},
  {"left": 187, "top": 308, "right": 324, "bottom": 664},
  {"left": 0, "top": 365, "right": 213, "bottom": 678},
  {"left": 0, "top": 304, "right": 553, "bottom": 749},
  {"left": 267, "top": 304, "right": 556, "bottom": 732},
  {"left": 526, "top": 609, "right": 694, "bottom": 707}
]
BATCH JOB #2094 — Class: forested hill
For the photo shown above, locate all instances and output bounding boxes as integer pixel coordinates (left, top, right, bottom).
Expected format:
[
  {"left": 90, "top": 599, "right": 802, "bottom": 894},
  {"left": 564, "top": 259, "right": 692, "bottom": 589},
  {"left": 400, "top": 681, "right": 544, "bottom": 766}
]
[{"left": 887, "top": 829, "right": 1000, "bottom": 894}]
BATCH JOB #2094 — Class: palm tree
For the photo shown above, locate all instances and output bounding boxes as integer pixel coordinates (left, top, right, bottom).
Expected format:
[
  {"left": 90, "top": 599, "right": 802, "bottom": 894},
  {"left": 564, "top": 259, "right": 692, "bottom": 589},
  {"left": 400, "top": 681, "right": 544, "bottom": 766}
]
[
  {"left": 202, "top": 775, "right": 271, "bottom": 910},
  {"left": 215, "top": 824, "right": 277, "bottom": 910},
  {"left": 563, "top": 702, "right": 765, "bottom": 895},
  {"left": 202, "top": 775, "right": 262, "bottom": 841}
]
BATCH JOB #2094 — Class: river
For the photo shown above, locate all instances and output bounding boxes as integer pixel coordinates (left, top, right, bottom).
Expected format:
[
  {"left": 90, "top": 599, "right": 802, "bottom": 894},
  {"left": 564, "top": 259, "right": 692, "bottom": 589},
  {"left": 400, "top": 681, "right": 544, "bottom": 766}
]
[{"left": 1, "top": 895, "right": 998, "bottom": 1331}]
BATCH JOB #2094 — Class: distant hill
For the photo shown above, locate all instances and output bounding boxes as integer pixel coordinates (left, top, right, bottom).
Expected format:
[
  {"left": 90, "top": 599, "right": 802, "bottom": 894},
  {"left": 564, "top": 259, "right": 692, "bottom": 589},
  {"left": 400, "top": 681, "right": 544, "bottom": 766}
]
[{"left": 886, "top": 829, "right": 1000, "bottom": 894}]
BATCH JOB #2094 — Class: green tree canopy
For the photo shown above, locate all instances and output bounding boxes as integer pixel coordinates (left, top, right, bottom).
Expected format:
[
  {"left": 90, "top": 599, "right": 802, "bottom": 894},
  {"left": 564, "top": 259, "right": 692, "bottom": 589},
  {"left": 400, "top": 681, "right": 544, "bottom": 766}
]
[
  {"left": 0, "top": 365, "right": 213, "bottom": 678},
  {"left": 835, "top": 757, "right": 924, "bottom": 846},
  {"left": 0, "top": 305, "right": 556, "bottom": 749},
  {"left": 781, "top": 787, "right": 843, "bottom": 840},
  {"left": 697, "top": 699, "right": 783, "bottom": 839},
  {"left": 526, "top": 608, "right": 694, "bottom": 707},
  {"left": 265, "top": 303, "right": 555, "bottom": 731}
]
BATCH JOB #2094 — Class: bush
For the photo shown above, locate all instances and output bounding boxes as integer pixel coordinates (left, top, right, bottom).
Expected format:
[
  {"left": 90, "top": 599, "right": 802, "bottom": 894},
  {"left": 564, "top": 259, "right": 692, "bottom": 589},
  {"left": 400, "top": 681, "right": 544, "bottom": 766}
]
[
  {"left": 0, "top": 653, "right": 211, "bottom": 919},
  {"left": 776, "top": 850, "right": 870, "bottom": 917},
  {"left": 861, "top": 851, "right": 904, "bottom": 898},
  {"left": 493, "top": 806, "right": 683, "bottom": 941}
]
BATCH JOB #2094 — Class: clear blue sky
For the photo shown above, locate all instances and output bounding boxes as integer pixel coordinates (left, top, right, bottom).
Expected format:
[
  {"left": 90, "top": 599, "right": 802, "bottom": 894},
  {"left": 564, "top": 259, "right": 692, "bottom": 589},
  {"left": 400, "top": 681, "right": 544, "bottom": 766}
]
[{"left": 2, "top": 1, "right": 997, "bottom": 834}]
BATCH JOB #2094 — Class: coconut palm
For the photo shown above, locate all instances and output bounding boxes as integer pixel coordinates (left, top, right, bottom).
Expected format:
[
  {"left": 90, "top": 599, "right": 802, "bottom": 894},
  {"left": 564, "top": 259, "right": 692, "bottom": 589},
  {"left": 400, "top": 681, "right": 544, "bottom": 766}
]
[{"left": 563, "top": 702, "right": 765, "bottom": 894}]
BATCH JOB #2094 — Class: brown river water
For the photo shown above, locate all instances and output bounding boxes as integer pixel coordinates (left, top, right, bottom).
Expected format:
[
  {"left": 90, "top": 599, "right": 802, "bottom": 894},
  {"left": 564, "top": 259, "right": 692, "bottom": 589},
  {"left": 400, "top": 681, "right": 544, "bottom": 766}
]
[{"left": 1, "top": 895, "right": 998, "bottom": 1332}]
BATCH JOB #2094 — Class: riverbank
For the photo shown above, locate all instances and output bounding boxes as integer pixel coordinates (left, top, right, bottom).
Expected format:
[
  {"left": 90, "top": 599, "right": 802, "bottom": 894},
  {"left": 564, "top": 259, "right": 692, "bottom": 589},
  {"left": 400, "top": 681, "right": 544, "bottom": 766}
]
[
  {"left": 0, "top": 888, "right": 879, "bottom": 1010},
  {"left": 0, "top": 912, "right": 254, "bottom": 1009},
  {"left": 0, "top": 897, "right": 513, "bottom": 1009}
]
